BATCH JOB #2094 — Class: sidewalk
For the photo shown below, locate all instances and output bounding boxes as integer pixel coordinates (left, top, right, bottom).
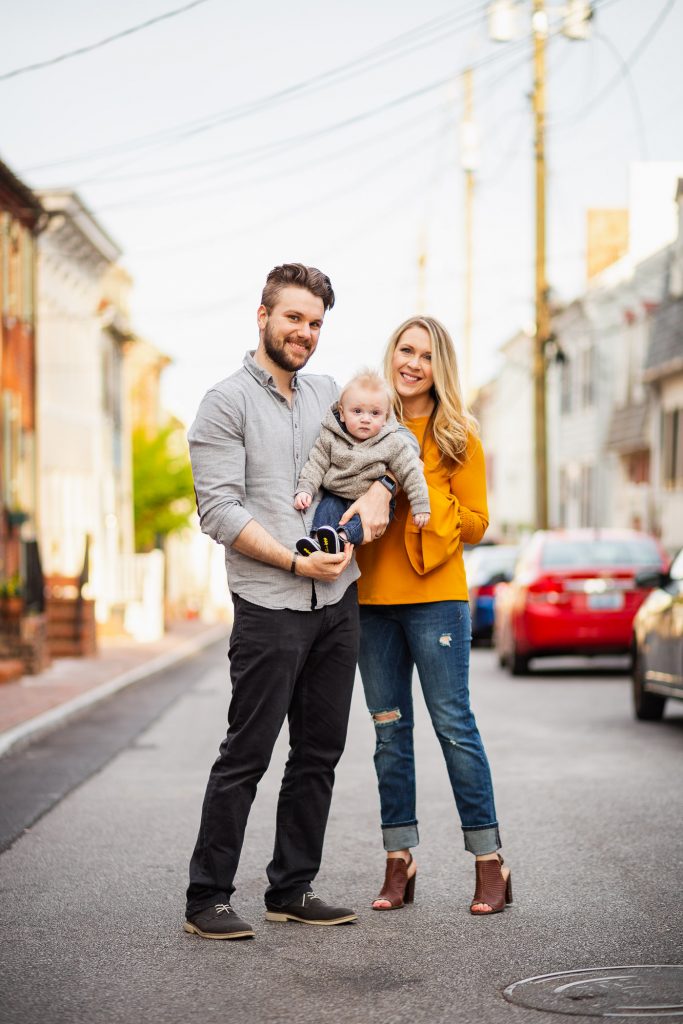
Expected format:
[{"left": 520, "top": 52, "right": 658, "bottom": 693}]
[{"left": 0, "top": 618, "right": 230, "bottom": 758}]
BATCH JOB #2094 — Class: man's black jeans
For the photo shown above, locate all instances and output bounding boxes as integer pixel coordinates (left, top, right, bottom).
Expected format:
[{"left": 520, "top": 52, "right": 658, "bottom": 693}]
[{"left": 186, "top": 583, "right": 359, "bottom": 917}]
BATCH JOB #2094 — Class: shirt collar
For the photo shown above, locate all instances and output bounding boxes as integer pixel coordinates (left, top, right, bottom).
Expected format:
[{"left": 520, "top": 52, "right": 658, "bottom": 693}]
[{"left": 243, "top": 350, "right": 299, "bottom": 391}]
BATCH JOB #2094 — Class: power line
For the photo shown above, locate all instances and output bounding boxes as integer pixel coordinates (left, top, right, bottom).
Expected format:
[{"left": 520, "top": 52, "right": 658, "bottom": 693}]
[
  {"left": 0, "top": 0, "right": 212, "bottom": 82},
  {"left": 76, "top": 38, "right": 541, "bottom": 213},
  {"left": 549, "top": 0, "right": 677, "bottom": 128},
  {"left": 22, "top": 2, "right": 488, "bottom": 173},
  {"left": 593, "top": 31, "right": 649, "bottom": 158}
]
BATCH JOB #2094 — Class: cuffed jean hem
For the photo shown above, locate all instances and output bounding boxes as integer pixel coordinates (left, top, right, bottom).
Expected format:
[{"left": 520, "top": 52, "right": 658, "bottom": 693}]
[
  {"left": 382, "top": 824, "right": 419, "bottom": 851},
  {"left": 463, "top": 825, "right": 501, "bottom": 856}
]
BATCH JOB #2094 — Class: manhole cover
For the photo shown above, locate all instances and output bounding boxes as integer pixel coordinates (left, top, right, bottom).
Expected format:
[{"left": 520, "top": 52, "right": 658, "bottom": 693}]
[{"left": 504, "top": 965, "right": 683, "bottom": 1018}]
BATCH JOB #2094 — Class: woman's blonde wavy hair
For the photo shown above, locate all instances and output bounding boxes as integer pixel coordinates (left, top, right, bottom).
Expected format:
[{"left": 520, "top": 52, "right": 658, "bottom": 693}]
[{"left": 383, "top": 315, "right": 479, "bottom": 469}]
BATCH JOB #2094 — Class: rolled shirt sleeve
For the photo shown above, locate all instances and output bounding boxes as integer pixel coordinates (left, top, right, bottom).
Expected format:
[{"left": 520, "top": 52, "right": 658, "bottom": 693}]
[{"left": 188, "top": 387, "right": 253, "bottom": 547}]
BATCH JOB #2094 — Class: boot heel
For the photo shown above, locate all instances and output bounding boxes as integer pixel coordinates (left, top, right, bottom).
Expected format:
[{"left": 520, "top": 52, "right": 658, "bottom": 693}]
[
  {"left": 372, "top": 854, "right": 416, "bottom": 910},
  {"left": 265, "top": 911, "right": 289, "bottom": 922},
  {"left": 404, "top": 873, "right": 416, "bottom": 904},
  {"left": 470, "top": 854, "right": 512, "bottom": 915}
]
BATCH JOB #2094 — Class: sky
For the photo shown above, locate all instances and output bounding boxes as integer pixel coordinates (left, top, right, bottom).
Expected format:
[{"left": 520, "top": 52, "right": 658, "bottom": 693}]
[{"left": 2, "top": 0, "right": 683, "bottom": 427}]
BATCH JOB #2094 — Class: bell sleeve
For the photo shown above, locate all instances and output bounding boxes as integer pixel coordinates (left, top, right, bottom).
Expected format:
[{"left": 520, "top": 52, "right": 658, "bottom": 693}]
[{"left": 404, "top": 436, "right": 489, "bottom": 576}]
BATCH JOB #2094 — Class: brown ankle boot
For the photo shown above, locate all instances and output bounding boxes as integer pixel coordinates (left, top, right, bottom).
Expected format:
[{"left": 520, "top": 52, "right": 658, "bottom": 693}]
[
  {"left": 470, "top": 854, "right": 512, "bottom": 915},
  {"left": 372, "top": 855, "right": 416, "bottom": 911}
]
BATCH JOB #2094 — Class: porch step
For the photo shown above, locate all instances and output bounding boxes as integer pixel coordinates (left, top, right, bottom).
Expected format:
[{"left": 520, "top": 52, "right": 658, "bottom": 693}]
[
  {"left": 48, "top": 638, "right": 97, "bottom": 658},
  {"left": 45, "top": 597, "right": 98, "bottom": 659},
  {"left": 46, "top": 622, "right": 97, "bottom": 641}
]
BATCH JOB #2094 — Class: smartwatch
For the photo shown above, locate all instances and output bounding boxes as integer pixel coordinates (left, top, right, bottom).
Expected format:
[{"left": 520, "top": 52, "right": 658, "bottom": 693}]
[{"left": 378, "top": 474, "right": 397, "bottom": 495}]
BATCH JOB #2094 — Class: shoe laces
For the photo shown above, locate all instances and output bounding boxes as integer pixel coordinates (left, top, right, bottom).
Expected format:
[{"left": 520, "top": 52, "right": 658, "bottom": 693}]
[
  {"left": 214, "top": 904, "right": 233, "bottom": 915},
  {"left": 302, "top": 891, "right": 321, "bottom": 905}
]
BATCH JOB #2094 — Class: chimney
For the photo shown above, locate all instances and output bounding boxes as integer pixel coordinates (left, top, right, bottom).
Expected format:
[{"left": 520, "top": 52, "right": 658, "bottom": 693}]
[{"left": 586, "top": 208, "right": 629, "bottom": 281}]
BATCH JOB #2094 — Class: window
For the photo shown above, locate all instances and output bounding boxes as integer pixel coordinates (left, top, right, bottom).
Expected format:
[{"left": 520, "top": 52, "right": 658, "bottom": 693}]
[
  {"left": 0, "top": 212, "right": 8, "bottom": 315},
  {"left": 541, "top": 536, "right": 663, "bottom": 568},
  {"left": 662, "top": 409, "right": 683, "bottom": 488},
  {"left": 669, "top": 549, "right": 683, "bottom": 581},
  {"left": 626, "top": 450, "right": 650, "bottom": 485},
  {"left": 558, "top": 467, "right": 569, "bottom": 526},
  {"left": 580, "top": 346, "right": 595, "bottom": 409},
  {"left": 21, "top": 228, "right": 34, "bottom": 321},
  {"left": 579, "top": 464, "right": 594, "bottom": 526},
  {"left": 560, "top": 360, "right": 572, "bottom": 414}
]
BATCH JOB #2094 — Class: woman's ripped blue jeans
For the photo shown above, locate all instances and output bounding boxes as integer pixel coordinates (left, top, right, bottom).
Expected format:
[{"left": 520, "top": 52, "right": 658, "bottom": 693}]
[{"left": 358, "top": 600, "right": 501, "bottom": 855}]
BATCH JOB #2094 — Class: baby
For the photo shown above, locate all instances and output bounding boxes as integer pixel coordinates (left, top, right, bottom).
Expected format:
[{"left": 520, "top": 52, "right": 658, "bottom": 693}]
[{"left": 294, "top": 369, "right": 430, "bottom": 555}]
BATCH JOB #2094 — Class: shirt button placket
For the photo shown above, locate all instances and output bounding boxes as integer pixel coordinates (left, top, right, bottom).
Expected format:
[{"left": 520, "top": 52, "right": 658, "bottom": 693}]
[{"left": 293, "top": 395, "right": 301, "bottom": 468}]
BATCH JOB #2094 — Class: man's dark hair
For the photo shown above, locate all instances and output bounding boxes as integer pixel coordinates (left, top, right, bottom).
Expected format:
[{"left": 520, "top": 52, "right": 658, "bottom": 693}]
[{"left": 261, "top": 263, "right": 335, "bottom": 313}]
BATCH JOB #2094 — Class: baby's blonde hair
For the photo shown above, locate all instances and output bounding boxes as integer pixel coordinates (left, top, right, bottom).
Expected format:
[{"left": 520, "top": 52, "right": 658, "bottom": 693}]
[{"left": 339, "top": 368, "right": 391, "bottom": 411}]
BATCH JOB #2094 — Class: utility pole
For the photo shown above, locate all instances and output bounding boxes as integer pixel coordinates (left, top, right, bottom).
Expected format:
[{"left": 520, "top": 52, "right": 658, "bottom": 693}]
[
  {"left": 532, "top": 0, "right": 550, "bottom": 529},
  {"left": 487, "top": 0, "right": 592, "bottom": 530},
  {"left": 461, "top": 67, "right": 476, "bottom": 401}
]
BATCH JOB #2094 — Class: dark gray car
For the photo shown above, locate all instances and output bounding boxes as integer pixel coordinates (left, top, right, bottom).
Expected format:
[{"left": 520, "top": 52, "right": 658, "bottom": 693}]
[{"left": 632, "top": 547, "right": 683, "bottom": 719}]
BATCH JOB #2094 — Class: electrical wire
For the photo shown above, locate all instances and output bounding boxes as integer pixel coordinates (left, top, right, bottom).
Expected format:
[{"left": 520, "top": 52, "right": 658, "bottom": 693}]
[
  {"left": 75, "top": 0, "right": 619, "bottom": 207},
  {"left": 549, "top": 0, "right": 678, "bottom": 128},
  {"left": 0, "top": 0, "right": 212, "bottom": 82},
  {"left": 70, "top": 38, "right": 537, "bottom": 214},
  {"left": 22, "top": 2, "right": 489, "bottom": 173},
  {"left": 593, "top": 31, "right": 649, "bottom": 158}
]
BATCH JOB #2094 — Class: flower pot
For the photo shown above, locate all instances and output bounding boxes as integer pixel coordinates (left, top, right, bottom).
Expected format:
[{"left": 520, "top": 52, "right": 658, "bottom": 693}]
[
  {"left": 1, "top": 596, "right": 23, "bottom": 620},
  {"left": 7, "top": 510, "right": 28, "bottom": 528}
]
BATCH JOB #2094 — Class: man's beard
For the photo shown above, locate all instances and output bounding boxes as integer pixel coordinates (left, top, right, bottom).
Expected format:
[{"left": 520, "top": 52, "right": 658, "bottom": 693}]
[{"left": 262, "top": 321, "right": 311, "bottom": 372}]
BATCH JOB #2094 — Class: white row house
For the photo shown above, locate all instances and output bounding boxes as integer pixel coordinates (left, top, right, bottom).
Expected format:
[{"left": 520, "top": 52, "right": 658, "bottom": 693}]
[
  {"left": 37, "top": 190, "right": 136, "bottom": 628},
  {"left": 643, "top": 180, "right": 683, "bottom": 550},
  {"left": 475, "top": 164, "right": 683, "bottom": 554}
]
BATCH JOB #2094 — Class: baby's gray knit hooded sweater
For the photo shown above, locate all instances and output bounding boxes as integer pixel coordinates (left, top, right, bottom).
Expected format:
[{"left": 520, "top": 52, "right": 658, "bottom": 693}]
[{"left": 296, "top": 404, "right": 430, "bottom": 516}]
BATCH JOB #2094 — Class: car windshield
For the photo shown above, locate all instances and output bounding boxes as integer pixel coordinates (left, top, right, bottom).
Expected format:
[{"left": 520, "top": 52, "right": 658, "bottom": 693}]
[
  {"left": 468, "top": 547, "right": 519, "bottom": 584},
  {"left": 541, "top": 537, "right": 661, "bottom": 569}
]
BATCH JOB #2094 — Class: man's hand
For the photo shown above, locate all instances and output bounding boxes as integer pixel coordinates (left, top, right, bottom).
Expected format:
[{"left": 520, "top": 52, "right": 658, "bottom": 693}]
[
  {"left": 296, "top": 545, "right": 354, "bottom": 581},
  {"left": 339, "top": 480, "right": 392, "bottom": 544},
  {"left": 294, "top": 491, "right": 312, "bottom": 511}
]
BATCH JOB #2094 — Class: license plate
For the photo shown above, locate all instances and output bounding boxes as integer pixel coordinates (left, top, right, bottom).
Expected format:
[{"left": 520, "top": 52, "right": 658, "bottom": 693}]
[{"left": 587, "top": 592, "right": 624, "bottom": 610}]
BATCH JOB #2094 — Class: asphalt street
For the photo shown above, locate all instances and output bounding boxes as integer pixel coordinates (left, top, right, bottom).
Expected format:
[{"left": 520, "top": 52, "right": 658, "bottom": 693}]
[{"left": 1, "top": 639, "right": 681, "bottom": 1024}]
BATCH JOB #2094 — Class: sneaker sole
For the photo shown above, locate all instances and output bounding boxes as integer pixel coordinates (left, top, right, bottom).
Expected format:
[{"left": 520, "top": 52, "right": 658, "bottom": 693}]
[
  {"left": 315, "top": 527, "right": 341, "bottom": 555},
  {"left": 183, "top": 921, "right": 255, "bottom": 940},
  {"left": 264, "top": 911, "right": 357, "bottom": 926}
]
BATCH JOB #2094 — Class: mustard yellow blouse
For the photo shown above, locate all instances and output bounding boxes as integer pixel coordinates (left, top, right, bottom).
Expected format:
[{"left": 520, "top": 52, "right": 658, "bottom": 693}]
[{"left": 356, "top": 416, "right": 489, "bottom": 605}]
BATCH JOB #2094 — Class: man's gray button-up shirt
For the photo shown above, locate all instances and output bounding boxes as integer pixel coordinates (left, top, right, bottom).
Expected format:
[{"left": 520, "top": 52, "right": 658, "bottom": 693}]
[{"left": 187, "top": 351, "right": 360, "bottom": 611}]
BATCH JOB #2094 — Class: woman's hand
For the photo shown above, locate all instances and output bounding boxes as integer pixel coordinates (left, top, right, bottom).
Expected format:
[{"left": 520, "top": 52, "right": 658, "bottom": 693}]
[
  {"left": 295, "top": 545, "right": 354, "bottom": 580},
  {"left": 294, "top": 491, "right": 312, "bottom": 511},
  {"left": 339, "top": 480, "right": 392, "bottom": 544}
]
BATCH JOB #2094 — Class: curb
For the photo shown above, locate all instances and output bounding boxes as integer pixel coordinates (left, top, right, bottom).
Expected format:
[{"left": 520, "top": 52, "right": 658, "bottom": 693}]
[{"left": 0, "top": 622, "right": 230, "bottom": 760}]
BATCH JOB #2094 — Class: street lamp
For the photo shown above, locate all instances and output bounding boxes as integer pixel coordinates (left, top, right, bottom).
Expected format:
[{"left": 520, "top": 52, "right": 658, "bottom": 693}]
[{"left": 486, "top": 0, "right": 592, "bottom": 529}]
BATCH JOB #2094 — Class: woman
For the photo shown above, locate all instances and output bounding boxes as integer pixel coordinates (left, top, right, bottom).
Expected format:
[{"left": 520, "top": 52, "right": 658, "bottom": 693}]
[{"left": 356, "top": 315, "right": 511, "bottom": 916}]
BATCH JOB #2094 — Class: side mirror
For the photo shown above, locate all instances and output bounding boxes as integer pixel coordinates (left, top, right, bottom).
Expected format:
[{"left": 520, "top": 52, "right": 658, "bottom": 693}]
[{"left": 634, "top": 569, "right": 669, "bottom": 590}]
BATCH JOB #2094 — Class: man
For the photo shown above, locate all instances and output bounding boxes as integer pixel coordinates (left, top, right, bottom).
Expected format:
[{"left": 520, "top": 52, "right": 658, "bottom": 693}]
[{"left": 184, "top": 263, "right": 394, "bottom": 939}]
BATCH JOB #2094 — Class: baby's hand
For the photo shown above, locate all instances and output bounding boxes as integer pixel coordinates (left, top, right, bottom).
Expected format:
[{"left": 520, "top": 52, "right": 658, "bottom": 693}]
[
  {"left": 294, "top": 491, "right": 312, "bottom": 511},
  {"left": 412, "top": 512, "right": 430, "bottom": 529}
]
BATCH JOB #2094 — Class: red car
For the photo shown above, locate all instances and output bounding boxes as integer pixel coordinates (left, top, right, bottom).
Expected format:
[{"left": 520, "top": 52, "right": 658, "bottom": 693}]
[{"left": 494, "top": 529, "right": 668, "bottom": 675}]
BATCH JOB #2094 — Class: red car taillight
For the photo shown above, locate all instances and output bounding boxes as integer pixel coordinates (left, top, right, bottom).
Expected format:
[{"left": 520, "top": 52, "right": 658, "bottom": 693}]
[
  {"left": 478, "top": 584, "right": 495, "bottom": 597},
  {"left": 525, "top": 575, "right": 570, "bottom": 606}
]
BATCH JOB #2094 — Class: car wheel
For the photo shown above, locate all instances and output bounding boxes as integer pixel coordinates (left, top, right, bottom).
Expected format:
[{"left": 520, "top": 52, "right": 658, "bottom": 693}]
[
  {"left": 632, "top": 650, "right": 666, "bottom": 721},
  {"left": 509, "top": 644, "right": 530, "bottom": 676}
]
